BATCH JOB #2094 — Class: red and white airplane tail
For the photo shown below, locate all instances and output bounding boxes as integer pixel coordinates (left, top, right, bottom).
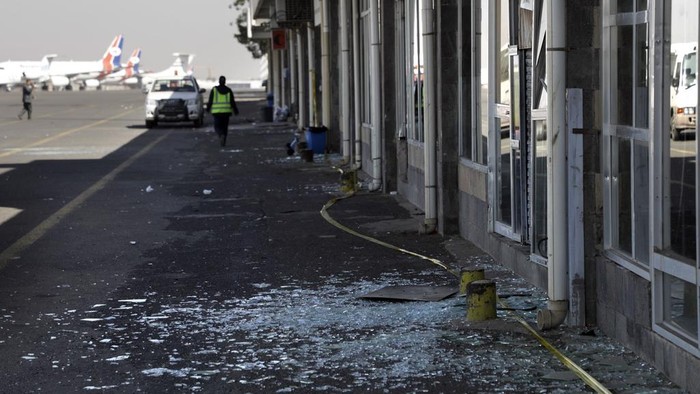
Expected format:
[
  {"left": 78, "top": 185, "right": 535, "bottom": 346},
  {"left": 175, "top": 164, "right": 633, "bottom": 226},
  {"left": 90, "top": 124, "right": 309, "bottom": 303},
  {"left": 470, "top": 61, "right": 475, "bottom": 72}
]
[
  {"left": 98, "top": 35, "right": 124, "bottom": 78},
  {"left": 123, "top": 48, "right": 142, "bottom": 79}
]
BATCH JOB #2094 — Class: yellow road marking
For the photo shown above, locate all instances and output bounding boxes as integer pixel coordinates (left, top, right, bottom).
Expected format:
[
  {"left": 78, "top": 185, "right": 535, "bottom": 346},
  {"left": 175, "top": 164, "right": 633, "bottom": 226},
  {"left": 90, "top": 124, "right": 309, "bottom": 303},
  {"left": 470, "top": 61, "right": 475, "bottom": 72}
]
[
  {"left": 0, "top": 104, "right": 85, "bottom": 127},
  {"left": 0, "top": 108, "right": 137, "bottom": 159},
  {"left": 0, "top": 133, "right": 167, "bottom": 271}
]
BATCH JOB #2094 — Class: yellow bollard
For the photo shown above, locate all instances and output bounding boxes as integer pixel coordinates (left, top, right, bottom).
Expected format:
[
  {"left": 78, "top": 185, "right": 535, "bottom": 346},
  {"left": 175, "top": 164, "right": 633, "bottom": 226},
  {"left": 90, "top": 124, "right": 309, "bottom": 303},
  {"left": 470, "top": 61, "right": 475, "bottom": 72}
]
[
  {"left": 459, "top": 267, "right": 485, "bottom": 295},
  {"left": 466, "top": 280, "right": 497, "bottom": 322}
]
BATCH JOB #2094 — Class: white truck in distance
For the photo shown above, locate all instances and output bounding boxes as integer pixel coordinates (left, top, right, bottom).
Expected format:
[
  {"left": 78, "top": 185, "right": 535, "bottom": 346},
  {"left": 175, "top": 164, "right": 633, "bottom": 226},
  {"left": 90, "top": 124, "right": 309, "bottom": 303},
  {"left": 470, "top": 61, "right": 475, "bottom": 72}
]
[{"left": 671, "top": 43, "right": 697, "bottom": 141}]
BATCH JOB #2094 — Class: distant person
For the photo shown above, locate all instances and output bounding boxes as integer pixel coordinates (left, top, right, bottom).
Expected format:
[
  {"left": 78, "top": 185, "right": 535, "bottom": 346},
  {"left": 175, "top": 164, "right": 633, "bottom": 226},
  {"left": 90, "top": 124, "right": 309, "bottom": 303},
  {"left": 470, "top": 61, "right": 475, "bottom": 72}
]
[
  {"left": 17, "top": 79, "right": 35, "bottom": 120},
  {"left": 207, "top": 75, "right": 239, "bottom": 147}
]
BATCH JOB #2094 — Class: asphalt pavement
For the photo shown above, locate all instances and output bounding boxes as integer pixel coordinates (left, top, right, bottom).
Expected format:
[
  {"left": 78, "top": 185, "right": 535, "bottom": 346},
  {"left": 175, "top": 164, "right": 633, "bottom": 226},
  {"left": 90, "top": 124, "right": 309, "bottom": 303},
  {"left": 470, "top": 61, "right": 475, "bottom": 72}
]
[{"left": 0, "top": 90, "right": 683, "bottom": 392}]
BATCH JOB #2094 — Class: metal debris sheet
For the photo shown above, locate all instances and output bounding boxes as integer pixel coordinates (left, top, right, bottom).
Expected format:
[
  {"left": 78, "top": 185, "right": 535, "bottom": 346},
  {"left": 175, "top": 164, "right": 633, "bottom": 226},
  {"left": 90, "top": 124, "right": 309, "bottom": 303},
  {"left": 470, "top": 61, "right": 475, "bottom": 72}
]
[{"left": 359, "top": 284, "right": 458, "bottom": 302}]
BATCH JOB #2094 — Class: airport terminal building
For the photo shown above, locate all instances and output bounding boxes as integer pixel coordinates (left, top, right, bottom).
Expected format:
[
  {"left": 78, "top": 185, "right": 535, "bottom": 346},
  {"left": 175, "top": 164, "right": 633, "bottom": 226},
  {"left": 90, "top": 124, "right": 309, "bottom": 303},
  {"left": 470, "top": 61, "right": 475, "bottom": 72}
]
[{"left": 250, "top": 1, "right": 699, "bottom": 390}]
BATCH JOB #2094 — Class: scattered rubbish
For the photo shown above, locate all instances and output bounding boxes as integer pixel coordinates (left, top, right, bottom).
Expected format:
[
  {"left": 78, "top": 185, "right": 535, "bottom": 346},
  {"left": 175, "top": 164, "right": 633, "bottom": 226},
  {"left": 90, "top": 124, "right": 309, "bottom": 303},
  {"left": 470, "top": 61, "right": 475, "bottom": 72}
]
[
  {"left": 145, "top": 185, "right": 154, "bottom": 193},
  {"left": 84, "top": 385, "right": 119, "bottom": 391},
  {"left": 497, "top": 293, "right": 532, "bottom": 298},
  {"left": 496, "top": 305, "right": 536, "bottom": 311},
  {"left": 142, "top": 368, "right": 193, "bottom": 378},
  {"left": 300, "top": 149, "right": 313, "bottom": 162},
  {"left": 598, "top": 356, "right": 629, "bottom": 367},
  {"left": 274, "top": 105, "right": 290, "bottom": 122},
  {"left": 580, "top": 328, "right": 597, "bottom": 336},
  {"left": 286, "top": 135, "right": 299, "bottom": 156},
  {"left": 203, "top": 189, "right": 213, "bottom": 195},
  {"left": 106, "top": 355, "right": 130, "bottom": 362},
  {"left": 359, "top": 285, "right": 458, "bottom": 302},
  {"left": 542, "top": 371, "right": 579, "bottom": 381},
  {"left": 130, "top": 241, "right": 137, "bottom": 245}
]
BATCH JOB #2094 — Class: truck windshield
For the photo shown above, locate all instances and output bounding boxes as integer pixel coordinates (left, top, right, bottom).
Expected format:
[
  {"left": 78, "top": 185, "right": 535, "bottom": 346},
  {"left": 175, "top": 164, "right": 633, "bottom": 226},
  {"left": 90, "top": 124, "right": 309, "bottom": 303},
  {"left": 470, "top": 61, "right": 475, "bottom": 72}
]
[{"left": 682, "top": 52, "right": 697, "bottom": 88}]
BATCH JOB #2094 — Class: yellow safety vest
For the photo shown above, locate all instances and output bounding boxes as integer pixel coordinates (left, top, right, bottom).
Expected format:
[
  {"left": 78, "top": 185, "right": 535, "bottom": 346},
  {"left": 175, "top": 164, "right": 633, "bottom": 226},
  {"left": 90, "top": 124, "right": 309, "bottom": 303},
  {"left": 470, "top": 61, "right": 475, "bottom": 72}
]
[{"left": 210, "top": 89, "right": 233, "bottom": 114}]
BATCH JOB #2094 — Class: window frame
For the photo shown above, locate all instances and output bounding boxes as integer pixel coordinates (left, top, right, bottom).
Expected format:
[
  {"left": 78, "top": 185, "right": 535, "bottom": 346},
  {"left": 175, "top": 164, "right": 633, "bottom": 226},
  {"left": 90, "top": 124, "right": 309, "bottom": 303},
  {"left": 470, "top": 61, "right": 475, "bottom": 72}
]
[
  {"left": 649, "top": 0, "right": 700, "bottom": 355},
  {"left": 601, "top": 1, "right": 652, "bottom": 279}
]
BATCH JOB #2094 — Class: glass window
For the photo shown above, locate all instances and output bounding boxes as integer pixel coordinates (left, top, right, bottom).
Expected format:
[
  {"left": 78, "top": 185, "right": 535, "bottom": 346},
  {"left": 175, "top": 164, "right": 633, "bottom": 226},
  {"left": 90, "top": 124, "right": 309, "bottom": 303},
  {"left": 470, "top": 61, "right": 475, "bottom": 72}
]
[
  {"left": 666, "top": 1, "right": 698, "bottom": 263},
  {"left": 493, "top": 0, "right": 523, "bottom": 240},
  {"left": 360, "top": 10, "right": 371, "bottom": 125},
  {"left": 459, "top": 0, "right": 489, "bottom": 165},
  {"left": 633, "top": 140, "right": 650, "bottom": 263},
  {"left": 400, "top": 0, "right": 424, "bottom": 142},
  {"left": 412, "top": 1, "right": 424, "bottom": 142},
  {"left": 662, "top": 273, "right": 698, "bottom": 340},
  {"left": 616, "top": 138, "right": 633, "bottom": 253},
  {"left": 635, "top": 23, "right": 649, "bottom": 128},
  {"left": 495, "top": 0, "right": 511, "bottom": 228},
  {"left": 529, "top": 0, "right": 548, "bottom": 262},
  {"left": 615, "top": 25, "right": 634, "bottom": 126},
  {"left": 532, "top": 120, "right": 548, "bottom": 259},
  {"left": 650, "top": 0, "right": 699, "bottom": 353},
  {"left": 603, "top": 0, "right": 650, "bottom": 269},
  {"left": 615, "top": 0, "right": 647, "bottom": 13},
  {"left": 497, "top": 117, "right": 511, "bottom": 224},
  {"left": 468, "top": 0, "right": 489, "bottom": 165}
]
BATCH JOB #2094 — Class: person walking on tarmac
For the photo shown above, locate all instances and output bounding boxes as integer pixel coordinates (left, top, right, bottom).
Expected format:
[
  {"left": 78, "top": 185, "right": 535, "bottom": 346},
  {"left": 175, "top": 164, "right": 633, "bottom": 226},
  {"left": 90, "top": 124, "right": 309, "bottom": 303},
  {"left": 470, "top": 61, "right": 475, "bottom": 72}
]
[
  {"left": 18, "top": 78, "right": 35, "bottom": 120},
  {"left": 207, "top": 75, "right": 239, "bottom": 147}
]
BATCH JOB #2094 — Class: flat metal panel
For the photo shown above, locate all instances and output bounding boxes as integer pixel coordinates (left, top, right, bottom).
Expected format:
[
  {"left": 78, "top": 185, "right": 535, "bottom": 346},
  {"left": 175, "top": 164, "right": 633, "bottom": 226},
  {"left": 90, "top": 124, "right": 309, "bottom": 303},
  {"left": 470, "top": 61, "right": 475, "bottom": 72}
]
[{"left": 359, "top": 285, "right": 458, "bottom": 301}]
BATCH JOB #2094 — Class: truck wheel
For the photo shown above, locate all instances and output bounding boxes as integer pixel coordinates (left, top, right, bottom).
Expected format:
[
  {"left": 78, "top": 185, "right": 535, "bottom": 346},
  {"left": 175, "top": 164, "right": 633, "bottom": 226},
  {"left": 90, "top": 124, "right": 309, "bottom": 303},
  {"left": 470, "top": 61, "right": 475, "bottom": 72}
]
[
  {"left": 146, "top": 120, "right": 156, "bottom": 128},
  {"left": 671, "top": 127, "right": 681, "bottom": 141}
]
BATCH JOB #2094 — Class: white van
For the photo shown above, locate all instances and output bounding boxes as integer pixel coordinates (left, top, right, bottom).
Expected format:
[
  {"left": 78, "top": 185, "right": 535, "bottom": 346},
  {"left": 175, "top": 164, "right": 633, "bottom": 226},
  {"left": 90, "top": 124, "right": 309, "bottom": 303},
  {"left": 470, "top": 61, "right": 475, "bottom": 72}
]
[{"left": 671, "top": 43, "right": 697, "bottom": 141}]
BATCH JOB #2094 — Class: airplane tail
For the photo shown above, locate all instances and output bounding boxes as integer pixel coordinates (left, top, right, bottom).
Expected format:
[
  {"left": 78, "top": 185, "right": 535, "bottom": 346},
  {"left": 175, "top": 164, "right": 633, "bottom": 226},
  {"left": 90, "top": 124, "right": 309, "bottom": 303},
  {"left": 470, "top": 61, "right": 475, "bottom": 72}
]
[
  {"left": 124, "top": 48, "right": 142, "bottom": 79},
  {"left": 187, "top": 54, "right": 196, "bottom": 75},
  {"left": 100, "top": 35, "right": 124, "bottom": 76},
  {"left": 38, "top": 54, "right": 58, "bottom": 82},
  {"left": 170, "top": 53, "right": 195, "bottom": 76}
]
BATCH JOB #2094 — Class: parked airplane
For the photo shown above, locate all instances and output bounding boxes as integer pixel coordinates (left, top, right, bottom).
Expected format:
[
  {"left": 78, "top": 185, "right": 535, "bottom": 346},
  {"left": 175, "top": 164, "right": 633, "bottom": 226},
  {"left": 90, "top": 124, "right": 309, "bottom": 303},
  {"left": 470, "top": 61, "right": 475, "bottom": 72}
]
[
  {"left": 47, "top": 35, "right": 124, "bottom": 90},
  {"left": 137, "top": 53, "right": 195, "bottom": 89},
  {"left": 100, "top": 48, "right": 142, "bottom": 88},
  {"left": 0, "top": 54, "right": 56, "bottom": 91}
]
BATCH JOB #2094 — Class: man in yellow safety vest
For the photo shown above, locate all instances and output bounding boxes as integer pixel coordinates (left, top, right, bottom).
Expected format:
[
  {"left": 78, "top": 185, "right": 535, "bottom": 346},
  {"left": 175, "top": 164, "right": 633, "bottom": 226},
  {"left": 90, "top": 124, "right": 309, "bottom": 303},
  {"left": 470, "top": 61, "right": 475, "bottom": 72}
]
[{"left": 207, "top": 75, "right": 239, "bottom": 147}]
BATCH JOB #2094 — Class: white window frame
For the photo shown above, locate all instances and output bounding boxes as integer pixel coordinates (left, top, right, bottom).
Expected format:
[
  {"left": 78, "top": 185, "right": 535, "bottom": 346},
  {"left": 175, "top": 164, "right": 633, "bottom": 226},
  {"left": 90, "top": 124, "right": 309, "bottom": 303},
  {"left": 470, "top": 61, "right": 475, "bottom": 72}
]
[
  {"left": 601, "top": 1, "right": 652, "bottom": 280},
  {"left": 650, "top": 0, "right": 700, "bottom": 355}
]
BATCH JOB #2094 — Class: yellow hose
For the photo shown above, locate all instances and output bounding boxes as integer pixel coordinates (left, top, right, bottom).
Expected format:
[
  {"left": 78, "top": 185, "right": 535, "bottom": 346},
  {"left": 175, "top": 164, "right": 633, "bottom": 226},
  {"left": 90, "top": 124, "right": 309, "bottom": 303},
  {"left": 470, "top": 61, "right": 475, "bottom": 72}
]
[{"left": 320, "top": 193, "right": 459, "bottom": 277}]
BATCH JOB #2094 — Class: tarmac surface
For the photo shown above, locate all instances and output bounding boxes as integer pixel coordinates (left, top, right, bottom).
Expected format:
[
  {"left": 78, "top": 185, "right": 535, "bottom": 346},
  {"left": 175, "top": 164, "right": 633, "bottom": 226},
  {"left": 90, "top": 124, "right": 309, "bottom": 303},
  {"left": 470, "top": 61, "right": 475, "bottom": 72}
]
[{"left": 0, "top": 90, "right": 684, "bottom": 392}]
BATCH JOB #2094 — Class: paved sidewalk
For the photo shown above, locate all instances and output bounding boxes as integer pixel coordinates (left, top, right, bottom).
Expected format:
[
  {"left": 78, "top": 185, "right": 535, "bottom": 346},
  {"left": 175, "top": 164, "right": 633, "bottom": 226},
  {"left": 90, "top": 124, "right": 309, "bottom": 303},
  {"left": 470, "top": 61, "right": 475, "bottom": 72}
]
[
  {"left": 319, "top": 186, "right": 681, "bottom": 393},
  {"left": 0, "top": 95, "right": 682, "bottom": 391},
  {"left": 252, "top": 120, "right": 682, "bottom": 392}
]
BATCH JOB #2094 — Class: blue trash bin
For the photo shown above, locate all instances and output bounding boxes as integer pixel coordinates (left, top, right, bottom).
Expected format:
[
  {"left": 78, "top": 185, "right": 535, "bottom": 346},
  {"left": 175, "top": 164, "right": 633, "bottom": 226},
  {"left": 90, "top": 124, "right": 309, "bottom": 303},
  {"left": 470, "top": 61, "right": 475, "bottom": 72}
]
[{"left": 304, "top": 126, "right": 327, "bottom": 154}]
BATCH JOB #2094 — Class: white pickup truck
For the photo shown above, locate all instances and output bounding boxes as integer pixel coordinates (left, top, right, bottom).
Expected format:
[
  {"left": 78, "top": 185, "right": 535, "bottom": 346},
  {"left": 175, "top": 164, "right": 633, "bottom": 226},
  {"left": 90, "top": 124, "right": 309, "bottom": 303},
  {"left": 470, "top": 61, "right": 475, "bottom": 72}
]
[{"left": 144, "top": 76, "right": 206, "bottom": 128}]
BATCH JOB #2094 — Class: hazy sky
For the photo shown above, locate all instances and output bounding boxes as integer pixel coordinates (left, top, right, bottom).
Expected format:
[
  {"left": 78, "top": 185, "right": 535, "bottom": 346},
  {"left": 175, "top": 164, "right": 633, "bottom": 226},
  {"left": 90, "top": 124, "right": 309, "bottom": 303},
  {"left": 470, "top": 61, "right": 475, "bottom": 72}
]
[{"left": 1, "top": 0, "right": 262, "bottom": 81}]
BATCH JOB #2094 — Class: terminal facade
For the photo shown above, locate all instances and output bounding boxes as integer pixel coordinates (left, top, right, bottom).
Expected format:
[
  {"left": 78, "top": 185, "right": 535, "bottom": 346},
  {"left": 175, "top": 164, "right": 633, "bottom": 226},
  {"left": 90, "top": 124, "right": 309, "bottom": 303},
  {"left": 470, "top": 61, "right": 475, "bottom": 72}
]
[{"left": 250, "top": 0, "right": 699, "bottom": 390}]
